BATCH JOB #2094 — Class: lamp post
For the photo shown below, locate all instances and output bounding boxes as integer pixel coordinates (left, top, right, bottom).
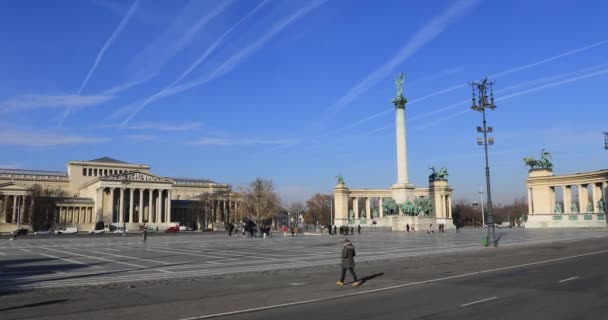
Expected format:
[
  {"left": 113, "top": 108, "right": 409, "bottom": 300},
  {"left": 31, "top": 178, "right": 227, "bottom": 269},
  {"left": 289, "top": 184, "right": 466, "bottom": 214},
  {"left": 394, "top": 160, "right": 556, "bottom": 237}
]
[
  {"left": 604, "top": 132, "right": 608, "bottom": 150},
  {"left": 470, "top": 77, "right": 497, "bottom": 247}
]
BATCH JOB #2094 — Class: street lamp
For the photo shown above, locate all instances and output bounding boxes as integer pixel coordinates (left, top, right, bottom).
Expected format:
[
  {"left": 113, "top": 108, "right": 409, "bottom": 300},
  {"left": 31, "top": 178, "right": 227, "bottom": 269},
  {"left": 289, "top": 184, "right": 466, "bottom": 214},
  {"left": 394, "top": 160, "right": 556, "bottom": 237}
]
[
  {"left": 470, "top": 77, "right": 497, "bottom": 247},
  {"left": 604, "top": 132, "right": 608, "bottom": 150}
]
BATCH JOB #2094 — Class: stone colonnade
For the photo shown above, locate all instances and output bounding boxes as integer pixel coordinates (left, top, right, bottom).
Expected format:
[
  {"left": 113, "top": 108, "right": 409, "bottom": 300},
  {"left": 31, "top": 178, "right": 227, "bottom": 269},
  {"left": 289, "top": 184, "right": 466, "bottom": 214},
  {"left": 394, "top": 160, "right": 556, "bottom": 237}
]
[
  {"left": 0, "top": 194, "right": 34, "bottom": 224},
  {"left": 96, "top": 187, "right": 172, "bottom": 224},
  {"left": 56, "top": 206, "right": 94, "bottom": 224},
  {"left": 528, "top": 182, "right": 607, "bottom": 214}
]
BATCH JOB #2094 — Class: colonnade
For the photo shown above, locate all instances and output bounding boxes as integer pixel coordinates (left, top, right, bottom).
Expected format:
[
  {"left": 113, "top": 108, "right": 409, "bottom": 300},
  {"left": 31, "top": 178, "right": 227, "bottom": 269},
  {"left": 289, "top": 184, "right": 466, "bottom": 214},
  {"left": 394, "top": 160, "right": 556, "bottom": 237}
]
[
  {"left": 57, "top": 206, "right": 94, "bottom": 224},
  {"left": 345, "top": 195, "right": 452, "bottom": 219},
  {"left": 529, "top": 182, "right": 607, "bottom": 214},
  {"left": 0, "top": 194, "right": 33, "bottom": 224},
  {"left": 97, "top": 187, "right": 172, "bottom": 224}
]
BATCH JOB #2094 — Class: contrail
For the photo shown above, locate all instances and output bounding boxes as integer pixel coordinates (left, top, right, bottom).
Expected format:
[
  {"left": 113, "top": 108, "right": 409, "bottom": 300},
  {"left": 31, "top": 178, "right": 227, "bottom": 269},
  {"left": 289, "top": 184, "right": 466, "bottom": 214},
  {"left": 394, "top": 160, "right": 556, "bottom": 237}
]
[
  {"left": 330, "top": 39, "right": 608, "bottom": 134},
  {"left": 324, "top": 0, "right": 479, "bottom": 117},
  {"left": 121, "top": 0, "right": 325, "bottom": 126},
  {"left": 58, "top": 0, "right": 139, "bottom": 127}
]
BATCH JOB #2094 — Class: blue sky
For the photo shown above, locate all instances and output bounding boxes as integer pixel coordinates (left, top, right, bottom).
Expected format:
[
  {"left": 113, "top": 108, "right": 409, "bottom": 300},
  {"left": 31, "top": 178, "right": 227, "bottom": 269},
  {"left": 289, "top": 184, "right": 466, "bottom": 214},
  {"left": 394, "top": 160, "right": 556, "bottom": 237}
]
[{"left": 1, "top": 0, "right": 607, "bottom": 205}]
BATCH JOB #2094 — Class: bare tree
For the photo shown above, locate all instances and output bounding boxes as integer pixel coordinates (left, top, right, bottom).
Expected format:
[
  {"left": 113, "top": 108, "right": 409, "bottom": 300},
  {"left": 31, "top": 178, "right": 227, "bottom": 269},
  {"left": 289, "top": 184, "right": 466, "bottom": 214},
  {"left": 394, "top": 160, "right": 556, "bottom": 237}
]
[
  {"left": 28, "top": 184, "right": 67, "bottom": 231},
  {"left": 304, "top": 193, "right": 331, "bottom": 225},
  {"left": 240, "top": 178, "right": 281, "bottom": 223}
]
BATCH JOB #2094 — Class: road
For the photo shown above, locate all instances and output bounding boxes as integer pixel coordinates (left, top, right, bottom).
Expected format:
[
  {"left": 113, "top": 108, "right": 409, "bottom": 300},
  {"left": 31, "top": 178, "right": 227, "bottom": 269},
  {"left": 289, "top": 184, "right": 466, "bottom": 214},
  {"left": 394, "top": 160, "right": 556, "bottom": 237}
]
[{"left": 0, "top": 229, "right": 607, "bottom": 320}]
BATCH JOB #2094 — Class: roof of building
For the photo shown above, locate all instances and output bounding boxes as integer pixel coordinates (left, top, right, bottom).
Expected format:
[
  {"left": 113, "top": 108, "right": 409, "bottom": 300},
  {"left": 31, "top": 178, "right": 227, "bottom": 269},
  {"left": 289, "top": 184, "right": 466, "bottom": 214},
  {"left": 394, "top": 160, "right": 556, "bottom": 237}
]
[
  {"left": 0, "top": 168, "right": 67, "bottom": 177},
  {"left": 88, "top": 157, "right": 131, "bottom": 164},
  {"left": 53, "top": 197, "right": 95, "bottom": 204},
  {"left": 168, "top": 177, "right": 217, "bottom": 184}
]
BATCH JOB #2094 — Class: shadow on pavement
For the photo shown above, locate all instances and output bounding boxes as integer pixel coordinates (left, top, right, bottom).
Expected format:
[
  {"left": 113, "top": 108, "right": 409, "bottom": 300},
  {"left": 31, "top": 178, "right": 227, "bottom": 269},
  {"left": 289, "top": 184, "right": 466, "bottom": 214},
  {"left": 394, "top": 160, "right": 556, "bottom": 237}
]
[{"left": 355, "top": 272, "right": 384, "bottom": 286}]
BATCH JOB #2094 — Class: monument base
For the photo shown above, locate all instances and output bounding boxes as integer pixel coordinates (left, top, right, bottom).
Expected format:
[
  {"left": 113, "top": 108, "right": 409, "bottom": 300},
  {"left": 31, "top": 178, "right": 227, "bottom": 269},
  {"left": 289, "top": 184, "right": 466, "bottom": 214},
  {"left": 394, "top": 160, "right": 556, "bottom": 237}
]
[
  {"left": 526, "top": 213, "right": 607, "bottom": 228},
  {"left": 391, "top": 183, "right": 416, "bottom": 203}
]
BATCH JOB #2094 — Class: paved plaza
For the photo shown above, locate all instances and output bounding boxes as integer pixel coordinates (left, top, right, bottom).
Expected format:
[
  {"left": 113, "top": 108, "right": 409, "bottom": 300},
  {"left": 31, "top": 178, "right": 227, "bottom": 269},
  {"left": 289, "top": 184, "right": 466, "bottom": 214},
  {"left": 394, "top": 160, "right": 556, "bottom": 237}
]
[{"left": 2, "top": 228, "right": 607, "bottom": 292}]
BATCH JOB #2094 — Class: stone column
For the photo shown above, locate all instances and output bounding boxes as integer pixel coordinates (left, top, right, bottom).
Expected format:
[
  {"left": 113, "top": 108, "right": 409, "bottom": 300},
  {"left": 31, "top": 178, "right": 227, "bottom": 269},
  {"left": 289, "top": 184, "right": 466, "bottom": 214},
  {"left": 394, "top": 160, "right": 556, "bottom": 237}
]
[
  {"left": 593, "top": 183, "right": 600, "bottom": 213},
  {"left": 139, "top": 189, "right": 144, "bottom": 223},
  {"left": 378, "top": 197, "right": 384, "bottom": 217},
  {"left": 563, "top": 186, "right": 571, "bottom": 213},
  {"left": 111, "top": 188, "right": 116, "bottom": 222},
  {"left": 3, "top": 195, "right": 8, "bottom": 222},
  {"left": 353, "top": 198, "right": 359, "bottom": 219},
  {"left": 119, "top": 188, "right": 124, "bottom": 223},
  {"left": 129, "top": 188, "right": 134, "bottom": 223},
  {"left": 394, "top": 97, "right": 409, "bottom": 185},
  {"left": 156, "top": 190, "right": 161, "bottom": 223},
  {"left": 166, "top": 190, "right": 171, "bottom": 223},
  {"left": 550, "top": 187, "right": 556, "bottom": 213},
  {"left": 148, "top": 189, "right": 153, "bottom": 223},
  {"left": 95, "top": 188, "right": 102, "bottom": 222},
  {"left": 13, "top": 195, "right": 17, "bottom": 223},
  {"left": 365, "top": 198, "right": 371, "bottom": 219}
]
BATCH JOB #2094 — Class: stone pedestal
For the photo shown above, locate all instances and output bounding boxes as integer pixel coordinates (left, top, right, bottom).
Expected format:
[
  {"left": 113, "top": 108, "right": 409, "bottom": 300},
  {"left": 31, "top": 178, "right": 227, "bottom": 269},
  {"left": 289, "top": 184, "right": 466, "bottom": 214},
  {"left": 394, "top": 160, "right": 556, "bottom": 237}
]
[
  {"left": 334, "top": 182, "right": 350, "bottom": 226},
  {"left": 390, "top": 183, "right": 415, "bottom": 203}
]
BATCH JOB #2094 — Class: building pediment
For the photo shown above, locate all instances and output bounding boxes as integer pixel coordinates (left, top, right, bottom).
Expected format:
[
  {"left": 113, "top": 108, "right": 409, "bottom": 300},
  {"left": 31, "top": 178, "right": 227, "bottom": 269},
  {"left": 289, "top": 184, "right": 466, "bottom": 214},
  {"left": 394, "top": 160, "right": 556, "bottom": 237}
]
[
  {"left": 0, "top": 182, "right": 31, "bottom": 193},
  {"left": 100, "top": 171, "right": 175, "bottom": 184}
]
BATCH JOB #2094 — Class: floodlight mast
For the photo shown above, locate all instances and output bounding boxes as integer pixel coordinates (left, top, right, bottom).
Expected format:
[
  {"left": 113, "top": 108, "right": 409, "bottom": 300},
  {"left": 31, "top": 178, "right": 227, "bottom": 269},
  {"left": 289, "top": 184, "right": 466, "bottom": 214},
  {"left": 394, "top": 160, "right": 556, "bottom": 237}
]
[{"left": 470, "top": 78, "right": 497, "bottom": 247}]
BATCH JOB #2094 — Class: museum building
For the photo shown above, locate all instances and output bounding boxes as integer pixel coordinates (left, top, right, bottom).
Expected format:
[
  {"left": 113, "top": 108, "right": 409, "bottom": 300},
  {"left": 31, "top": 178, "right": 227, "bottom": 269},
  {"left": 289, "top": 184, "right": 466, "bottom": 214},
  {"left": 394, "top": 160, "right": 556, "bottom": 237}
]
[{"left": 0, "top": 157, "right": 239, "bottom": 233}]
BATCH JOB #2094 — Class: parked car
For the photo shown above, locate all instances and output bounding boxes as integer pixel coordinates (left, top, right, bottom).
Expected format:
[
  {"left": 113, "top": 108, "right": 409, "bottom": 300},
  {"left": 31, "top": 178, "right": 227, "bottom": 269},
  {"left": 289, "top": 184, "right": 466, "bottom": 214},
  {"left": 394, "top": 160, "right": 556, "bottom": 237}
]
[
  {"left": 57, "top": 227, "right": 78, "bottom": 234},
  {"left": 165, "top": 226, "right": 180, "bottom": 233},
  {"left": 89, "top": 229, "right": 105, "bottom": 234},
  {"left": 179, "top": 226, "right": 187, "bottom": 231}
]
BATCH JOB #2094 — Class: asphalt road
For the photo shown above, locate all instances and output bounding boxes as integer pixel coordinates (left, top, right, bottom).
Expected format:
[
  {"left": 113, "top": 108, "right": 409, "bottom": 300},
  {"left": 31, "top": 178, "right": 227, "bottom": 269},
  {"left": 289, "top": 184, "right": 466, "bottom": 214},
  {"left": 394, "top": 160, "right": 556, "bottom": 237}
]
[{"left": 1, "top": 232, "right": 606, "bottom": 320}]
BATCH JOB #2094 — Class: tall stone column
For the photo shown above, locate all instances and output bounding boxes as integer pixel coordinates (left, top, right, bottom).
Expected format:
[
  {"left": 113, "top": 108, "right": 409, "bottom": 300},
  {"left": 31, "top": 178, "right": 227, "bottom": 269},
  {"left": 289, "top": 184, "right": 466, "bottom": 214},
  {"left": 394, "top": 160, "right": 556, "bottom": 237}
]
[
  {"left": 13, "top": 195, "right": 17, "bottom": 223},
  {"left": 3, "top": 195, "right": 8, "bottom": 222},
  {"left": 390, "top": 75, "right": 415, "bottom": 203},
  {"left": 139, "top": 189, "right": 144, "bottom": 223},
  {"left": 111, "top": 188, "right": 116, "bottom": 222},
  {"left": 166, "top": 190, "right": 171, "bottom": 223},
  {"left": 129, "top": 188, "right": 134, "bottom": 224},
  {"left": 365, "top": 198, "right": 371, "bottom": 220},
  {"left": 353, "top": 198, "right": 359, "bottom": 219},
  {"left": 378, "top": 197, "right": 384, "bottom": 217},
  {"left": 447, "top": 196, "right": 452, "bottom": 218},
  {"left": 593, "top": 183, "right": 600, "bottom": 213},
  {"left": 148, "top": 189, "right": 153, "bottom": 223},
  {"left": 119, "top": 188, "right": 124, "bottom": 223},
  {"left": 156, "top": 190, "right": 161, "bottom": 223}
]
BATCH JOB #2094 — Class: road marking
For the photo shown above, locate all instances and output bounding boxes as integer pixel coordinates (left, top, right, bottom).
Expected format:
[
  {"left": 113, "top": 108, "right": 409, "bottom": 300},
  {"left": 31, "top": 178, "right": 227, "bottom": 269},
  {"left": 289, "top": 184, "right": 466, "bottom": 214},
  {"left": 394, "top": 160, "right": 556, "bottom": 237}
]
[
  {"left": 558, "top": 276, "right": 580, "bottom": 283},
  {"left": 20, "top": 248, "right": 32, "bottom": 252},
  {"left": 39, "top": 253, "right": 102, "bottom": 269},
  {"left": 460, "top": 297, "right": 499, "bottom": 307},
  {"left": 175, "top": 249, "right": 608, "bottom": 320},
  {"left": 0, "top": 251, "right": 5, "bottom": 255},
  {"left": 42, "top": 247, "right": 172, "bottom": 273}
]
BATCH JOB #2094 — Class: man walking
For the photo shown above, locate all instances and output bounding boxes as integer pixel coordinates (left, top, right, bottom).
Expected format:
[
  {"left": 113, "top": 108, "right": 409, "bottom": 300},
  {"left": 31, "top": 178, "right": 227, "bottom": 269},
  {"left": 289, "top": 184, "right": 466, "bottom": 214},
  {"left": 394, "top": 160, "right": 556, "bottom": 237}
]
[
  {"left": 142, "top": 227, "right": 148, "bottom": 244},
  {"left": 357, "top": 224, "right": 361, "bottom": 234},
  {"left": 337, "top": 239, "right": 360, "bottom": 286}
]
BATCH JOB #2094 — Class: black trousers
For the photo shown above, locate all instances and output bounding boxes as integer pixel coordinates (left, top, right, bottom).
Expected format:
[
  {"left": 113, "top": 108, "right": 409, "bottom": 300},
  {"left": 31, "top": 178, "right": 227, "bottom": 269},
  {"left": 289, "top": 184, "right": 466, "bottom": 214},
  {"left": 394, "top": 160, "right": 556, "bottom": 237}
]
[{"left": 340, "top": 267, "right": 357, "bottom": 282}]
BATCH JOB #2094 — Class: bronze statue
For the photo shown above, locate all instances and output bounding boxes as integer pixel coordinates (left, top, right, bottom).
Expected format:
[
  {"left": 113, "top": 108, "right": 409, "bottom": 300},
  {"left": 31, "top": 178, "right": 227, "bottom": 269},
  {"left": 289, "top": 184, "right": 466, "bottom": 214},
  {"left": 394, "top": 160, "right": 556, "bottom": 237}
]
[
  {"left": 394, "top": 72, "right": 405, "bottom": 98},
  {"left": 336, "top": 175, "right": 345, "bottom": 185}
]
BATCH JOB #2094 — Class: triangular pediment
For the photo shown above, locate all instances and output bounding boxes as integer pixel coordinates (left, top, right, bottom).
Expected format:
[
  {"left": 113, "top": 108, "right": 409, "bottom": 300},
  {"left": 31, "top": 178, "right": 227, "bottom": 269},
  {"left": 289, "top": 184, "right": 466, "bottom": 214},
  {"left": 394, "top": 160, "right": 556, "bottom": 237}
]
[
  {"left": 100, "top": 171, "right": 174, "bottom": 184},
  {"left": 0, "top": 182, "right": 31, "bottom": 192}
]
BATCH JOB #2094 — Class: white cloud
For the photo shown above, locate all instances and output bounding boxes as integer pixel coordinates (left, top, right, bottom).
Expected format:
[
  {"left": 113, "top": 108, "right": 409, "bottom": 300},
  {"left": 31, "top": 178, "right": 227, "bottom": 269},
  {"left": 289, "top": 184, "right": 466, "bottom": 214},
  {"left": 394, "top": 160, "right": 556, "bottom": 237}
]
[
  {"left": 125, "top": 134, "right": 156, "bottom": 141},
  {"left": 125, "top": 122, "right": 202, "bottom": 131},
  {"left": 0, "top": 130, "right": 109, "bottom": 147},
  {"left": 0, "top": 94, "right": 113, "bottom": 112}
]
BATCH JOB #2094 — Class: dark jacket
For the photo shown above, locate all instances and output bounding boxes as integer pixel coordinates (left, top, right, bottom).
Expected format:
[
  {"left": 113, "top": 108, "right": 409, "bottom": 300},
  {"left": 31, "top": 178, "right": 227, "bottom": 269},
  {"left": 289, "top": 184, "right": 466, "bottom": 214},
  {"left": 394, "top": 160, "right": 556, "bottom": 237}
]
[{"left": 341, "top": 243, "right": 356, "bottom": 268}]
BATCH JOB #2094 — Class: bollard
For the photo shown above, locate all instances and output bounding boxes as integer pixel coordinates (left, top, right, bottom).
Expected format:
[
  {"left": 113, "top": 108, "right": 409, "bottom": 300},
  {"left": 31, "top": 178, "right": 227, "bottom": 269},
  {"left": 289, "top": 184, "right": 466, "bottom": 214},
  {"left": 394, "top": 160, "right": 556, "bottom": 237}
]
[{"left": 482, "top": 235, "right": 489, "bottom": 247}]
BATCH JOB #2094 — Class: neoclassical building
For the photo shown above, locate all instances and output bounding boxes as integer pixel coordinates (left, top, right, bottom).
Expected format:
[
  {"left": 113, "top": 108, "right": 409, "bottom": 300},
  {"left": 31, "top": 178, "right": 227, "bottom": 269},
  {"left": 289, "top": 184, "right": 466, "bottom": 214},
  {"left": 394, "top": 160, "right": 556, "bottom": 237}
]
[
  {"left": 0, "top": 157, "right": 240, "bottom": 233},
  {"left": 526, "top": 168, "right": 607, "bottom": 228}
]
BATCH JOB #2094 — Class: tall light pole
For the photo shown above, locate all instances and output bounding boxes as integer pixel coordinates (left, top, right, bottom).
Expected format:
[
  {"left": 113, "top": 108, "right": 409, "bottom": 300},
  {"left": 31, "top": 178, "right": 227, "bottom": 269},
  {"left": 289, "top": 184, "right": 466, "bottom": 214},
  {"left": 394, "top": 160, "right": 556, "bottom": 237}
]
[
  {"left": 479, "top": 186, "right": 485, "bottom": 227},
  {"left": 470, "top": 77, "right": 497, "bottom": 247},
  {"left": 604, "top": 132, "right": 608, "bottom": 150}
]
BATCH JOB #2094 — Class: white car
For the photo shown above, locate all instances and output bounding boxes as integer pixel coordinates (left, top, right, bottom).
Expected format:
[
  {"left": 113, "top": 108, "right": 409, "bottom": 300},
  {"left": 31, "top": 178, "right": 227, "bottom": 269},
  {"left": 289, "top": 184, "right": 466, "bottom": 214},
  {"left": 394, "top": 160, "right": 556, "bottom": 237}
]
[
  {"left": 179, "top": 226, "right": 187, "bottom": 231},
  {"left": 34, "top": 230, "right": 53, "bottom": 235},
  {"left": 58, "top": 227, "right": 78, "bottom": 234},
  {"left": 89, "top": 228, "right": 109, "bottom": 234}
]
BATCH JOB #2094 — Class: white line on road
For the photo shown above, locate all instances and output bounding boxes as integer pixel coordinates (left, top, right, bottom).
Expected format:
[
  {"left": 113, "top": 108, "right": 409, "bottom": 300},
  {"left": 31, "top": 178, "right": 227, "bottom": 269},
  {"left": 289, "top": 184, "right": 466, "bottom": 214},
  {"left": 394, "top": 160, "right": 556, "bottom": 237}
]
[
  {"left": 43, "top": 247, "right": 173, "bottom": 273},
  {"left": 558, "top": 276, "right": 580, "bottom": 283},
  {"left": 460, "top": 297, "right": 499, "bottom": 307},
  {"left": 39, "top": 253, "right": 102, "bottom": 269},
  {"left": 0, "top": 251, "right": 5, "bottom": 255},
  {"left": 20, "top": 248, "right": 31, "bottom": 252},
  {"left": 175, "top": 249, "right": 608, "bottom": 320}
]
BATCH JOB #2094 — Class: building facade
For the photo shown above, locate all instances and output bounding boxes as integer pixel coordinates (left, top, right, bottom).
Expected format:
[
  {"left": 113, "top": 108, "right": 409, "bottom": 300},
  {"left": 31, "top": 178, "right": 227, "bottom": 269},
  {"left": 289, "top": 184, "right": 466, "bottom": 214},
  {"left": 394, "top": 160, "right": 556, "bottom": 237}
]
[
  {"left": 0, "top": 157, "right": 240, "bottom": 233},
  {"left": 525, "top": 168, "right": 608, "bottom": 228}
]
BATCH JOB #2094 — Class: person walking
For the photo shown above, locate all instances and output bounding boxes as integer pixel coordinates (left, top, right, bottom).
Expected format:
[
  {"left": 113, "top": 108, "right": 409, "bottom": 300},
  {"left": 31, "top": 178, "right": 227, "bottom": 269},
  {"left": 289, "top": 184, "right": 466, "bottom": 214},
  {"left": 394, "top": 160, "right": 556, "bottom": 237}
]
[
  {"left": 142, "top": 227, "right": 148, "bottom": 244},
  {"left": 427, "top": 224, "right": 434, "bottom": 235},
  {"left": 357, "top": 224, "right": 361, "bottom": 234},
  {"left": 333, "top": 225, "right": 337, "bottom": 235},
  {"left": 406, "top": 224, "right": 410, "bottom": 232},
  {"left": 336, "top": 239, "right": 360, "bottom": 286}
]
